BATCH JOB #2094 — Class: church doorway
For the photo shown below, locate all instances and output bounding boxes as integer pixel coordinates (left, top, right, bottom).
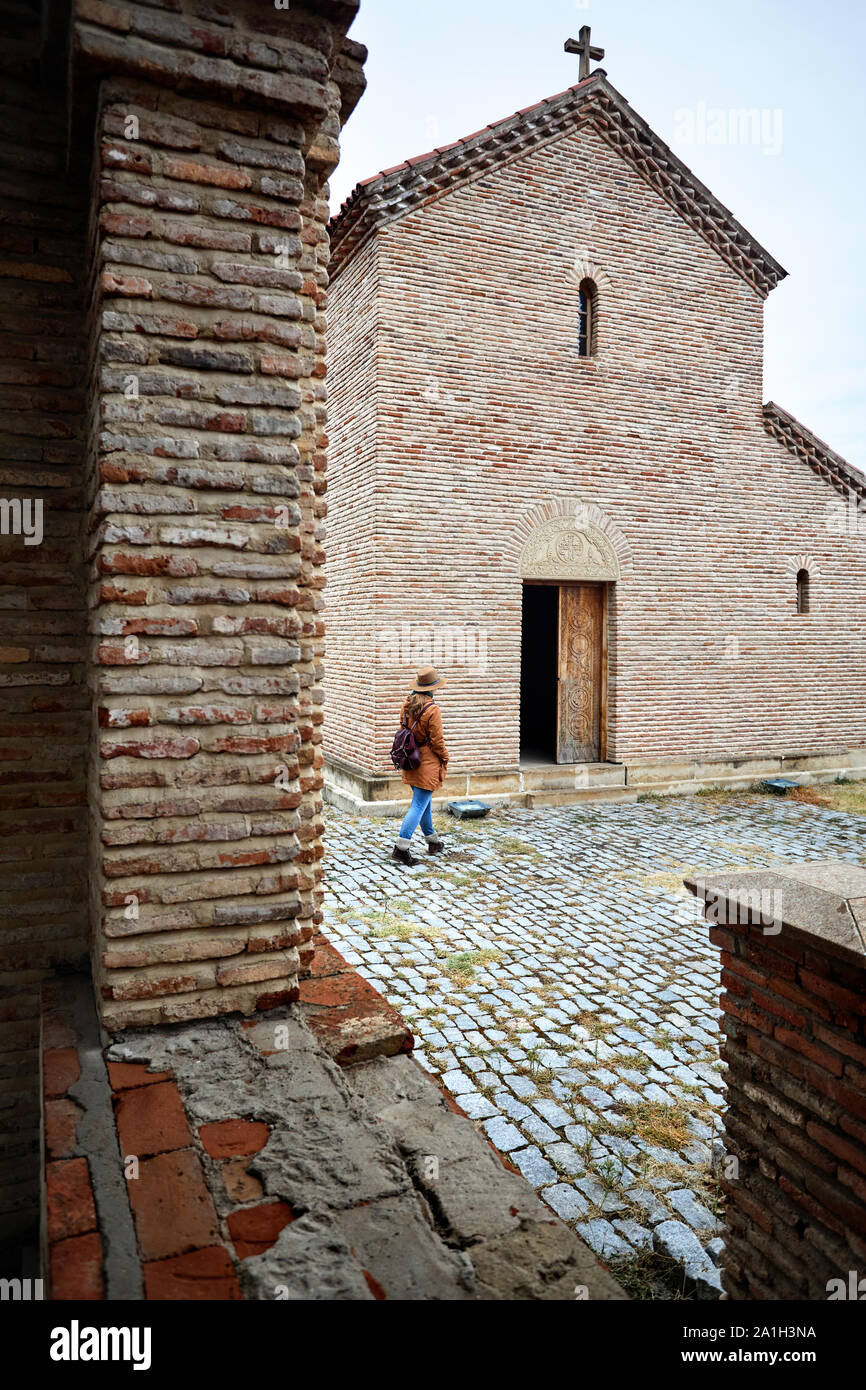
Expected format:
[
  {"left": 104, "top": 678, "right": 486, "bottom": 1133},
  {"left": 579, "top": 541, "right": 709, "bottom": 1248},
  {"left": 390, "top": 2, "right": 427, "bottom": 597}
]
[{"left": 519, "top": 582, "right": 606, "bottom": 764}]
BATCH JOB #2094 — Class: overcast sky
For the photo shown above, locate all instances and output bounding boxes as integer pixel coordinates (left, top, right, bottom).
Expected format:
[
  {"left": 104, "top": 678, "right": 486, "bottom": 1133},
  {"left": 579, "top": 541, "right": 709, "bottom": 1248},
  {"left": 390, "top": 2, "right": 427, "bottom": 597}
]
[{"left": 332, "top": 0, "right": 866, "bottom": 470}]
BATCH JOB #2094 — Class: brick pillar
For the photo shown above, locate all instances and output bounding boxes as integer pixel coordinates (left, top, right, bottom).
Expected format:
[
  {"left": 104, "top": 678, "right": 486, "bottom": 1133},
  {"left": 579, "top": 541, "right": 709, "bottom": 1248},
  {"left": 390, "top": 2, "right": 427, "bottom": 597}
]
[
  {"left": 688, "top": 861, "right": 866, "bottom": 1299},
  {"left": 70, "top": 0, "right": 365, "bottom": 1027}
]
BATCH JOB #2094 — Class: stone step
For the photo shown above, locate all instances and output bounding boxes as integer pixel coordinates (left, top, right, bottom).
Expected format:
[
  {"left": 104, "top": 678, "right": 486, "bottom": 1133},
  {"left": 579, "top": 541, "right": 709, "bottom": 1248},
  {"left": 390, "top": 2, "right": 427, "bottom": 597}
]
[
  {"left": 346, "top": 1054, "right": 628, "bottom": 1302},
  {"left": 520, "top": 761, "right": 626, "bottom": 792},
  {"left": 526, "top": 787, "right": 638, "bottom": 808}
]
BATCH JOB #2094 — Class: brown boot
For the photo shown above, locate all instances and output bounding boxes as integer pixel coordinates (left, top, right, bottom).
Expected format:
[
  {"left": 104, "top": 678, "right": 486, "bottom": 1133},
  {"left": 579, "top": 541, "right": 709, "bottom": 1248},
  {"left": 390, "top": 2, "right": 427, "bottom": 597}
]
[
  {"left": 426, "top": 838, "right": 445, "bottom": 855},
  {"left": 391, "top": 846, "right": 419, "bottom": 867}
]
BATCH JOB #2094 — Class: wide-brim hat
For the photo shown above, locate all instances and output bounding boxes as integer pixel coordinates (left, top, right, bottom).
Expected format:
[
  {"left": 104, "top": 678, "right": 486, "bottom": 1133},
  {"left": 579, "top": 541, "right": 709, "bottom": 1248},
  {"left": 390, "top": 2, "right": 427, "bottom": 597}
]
[{"left": 412, "top": 665, "right": 447, "bottom": 694}]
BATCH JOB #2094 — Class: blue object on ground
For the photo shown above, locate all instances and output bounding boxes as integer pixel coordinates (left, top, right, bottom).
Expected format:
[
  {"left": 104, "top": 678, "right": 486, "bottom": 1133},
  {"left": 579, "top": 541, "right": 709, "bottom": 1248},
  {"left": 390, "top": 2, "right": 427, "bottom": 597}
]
[{"left": 447, "top": 799, "right": 492, "bottom": 819}]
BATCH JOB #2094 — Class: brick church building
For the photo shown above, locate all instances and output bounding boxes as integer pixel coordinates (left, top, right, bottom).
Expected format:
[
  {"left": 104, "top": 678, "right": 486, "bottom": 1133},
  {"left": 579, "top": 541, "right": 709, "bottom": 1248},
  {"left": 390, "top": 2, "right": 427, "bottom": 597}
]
[{"left": 324, "top": 55, "right": 866, "bottom": 812}]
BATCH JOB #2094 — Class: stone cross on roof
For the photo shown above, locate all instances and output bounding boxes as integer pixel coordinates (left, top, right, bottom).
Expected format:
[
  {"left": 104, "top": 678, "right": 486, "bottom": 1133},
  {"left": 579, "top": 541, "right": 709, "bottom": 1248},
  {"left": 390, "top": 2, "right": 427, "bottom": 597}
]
[{"left": 564, "top": 26, "right": 605, "bottom": 81}]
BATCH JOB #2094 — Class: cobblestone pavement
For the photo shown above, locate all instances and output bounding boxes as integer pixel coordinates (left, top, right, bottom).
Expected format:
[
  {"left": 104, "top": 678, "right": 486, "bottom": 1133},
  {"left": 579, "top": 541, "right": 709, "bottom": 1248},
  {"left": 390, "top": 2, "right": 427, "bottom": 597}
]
[{"left": 322, "top": 792, "right": 866, "bottom": 1296}]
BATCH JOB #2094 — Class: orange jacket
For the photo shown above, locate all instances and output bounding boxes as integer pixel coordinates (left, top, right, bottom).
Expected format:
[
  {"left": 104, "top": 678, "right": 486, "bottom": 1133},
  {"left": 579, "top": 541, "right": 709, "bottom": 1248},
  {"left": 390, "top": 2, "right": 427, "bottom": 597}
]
[{"left": 399, "top": 699, "right": 449, "bottom": 792}]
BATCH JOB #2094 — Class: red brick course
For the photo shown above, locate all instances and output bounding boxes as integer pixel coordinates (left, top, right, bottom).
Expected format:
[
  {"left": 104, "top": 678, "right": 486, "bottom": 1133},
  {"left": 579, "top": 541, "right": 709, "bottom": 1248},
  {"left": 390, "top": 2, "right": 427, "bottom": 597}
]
[
  {"left": 49, "top": 1232, "right": 106, "bottom": 1301},
  {"left": 227, "top": 1199, "right": 295, "bottom": 1259},
  {"left": 43, "top": 1097, "right": 84, "bottom": 1160},
  {"left": 198, "top": 1118, "right": 270, "bottom": 1158},
  {"left": 107, "top": 1061, "right": 174, "bottom": 1090},
  {"left": 298, "top": 947, "right": 415, "bottom": 1065},
  {"left": 127, "top": 1148, "right": 221, "bottom": 1262},
  {"left": 114, "top": 1080, "right": 194, "bottom": 1157},
  {"left": 45, "top": 1157, "right": 98, "bottom": 1243},
  {"left": 43, "top": 1047, "right": 81, "bottom": 1100}
]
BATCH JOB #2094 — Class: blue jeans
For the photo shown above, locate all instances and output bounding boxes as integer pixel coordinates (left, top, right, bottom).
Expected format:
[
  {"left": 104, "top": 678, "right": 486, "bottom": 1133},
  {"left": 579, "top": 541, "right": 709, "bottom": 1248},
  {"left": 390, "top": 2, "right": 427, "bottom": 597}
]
[{"left": 397, "top": 786, "right": 435, "bottom": 844}]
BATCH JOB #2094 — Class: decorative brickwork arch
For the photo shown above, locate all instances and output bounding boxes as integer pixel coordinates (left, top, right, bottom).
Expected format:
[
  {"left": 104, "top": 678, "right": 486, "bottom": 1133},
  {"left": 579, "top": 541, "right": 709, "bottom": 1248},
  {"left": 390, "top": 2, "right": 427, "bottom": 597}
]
[
  {"left": 787, "top": 551, "right": 821, "bottom": 579},
  {"left": 788, "top": 552, "right": 820, "bottom": 614},
  {"left": 571, "top": 256, "right": 613, "bottom": 296},
  {"left": 513, "top": 500, "right": 631, "bottom": 581}
]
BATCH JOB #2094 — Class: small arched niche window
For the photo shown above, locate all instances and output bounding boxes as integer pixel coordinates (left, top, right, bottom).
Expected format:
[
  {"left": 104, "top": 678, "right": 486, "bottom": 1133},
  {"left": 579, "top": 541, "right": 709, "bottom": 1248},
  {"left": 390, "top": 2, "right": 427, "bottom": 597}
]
[
  {"left": 577, "top": 277, "right": 598, "bottom": 358},
  {"left": 796, "top": 568, "right": 811, "bottom": 614}
]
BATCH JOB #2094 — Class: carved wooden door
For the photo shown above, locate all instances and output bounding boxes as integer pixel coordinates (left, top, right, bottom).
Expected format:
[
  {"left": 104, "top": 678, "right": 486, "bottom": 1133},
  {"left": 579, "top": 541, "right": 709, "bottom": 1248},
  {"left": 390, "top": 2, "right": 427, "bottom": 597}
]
[{"left": 557, "top": 584, "right": 604, "bottom": 763}]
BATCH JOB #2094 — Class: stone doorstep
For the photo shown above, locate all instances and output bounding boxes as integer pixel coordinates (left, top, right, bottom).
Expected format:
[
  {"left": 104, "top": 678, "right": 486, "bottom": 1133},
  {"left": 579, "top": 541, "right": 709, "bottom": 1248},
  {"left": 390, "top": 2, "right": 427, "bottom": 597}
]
[
  {"left": 39, "top": 955, "right": 418, "bottom": 1299},
  {"left": 40, "top": 975, "right": 244, "bottom": 1302},
  {"left": 325, "top": 760, "right": 631, "bottom": 816},
  {"left": 40, "top": 971, "right": 627, "bottom": 1300},
  {"left": 296, "top": 932, "right": 415, "bottom": 1066}
]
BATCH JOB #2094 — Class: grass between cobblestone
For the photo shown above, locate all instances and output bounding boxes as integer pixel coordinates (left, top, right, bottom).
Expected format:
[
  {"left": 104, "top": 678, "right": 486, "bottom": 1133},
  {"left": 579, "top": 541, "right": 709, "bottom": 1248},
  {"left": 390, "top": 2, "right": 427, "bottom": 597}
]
[
  {"left": 323, "top": 785, "right": 866, "bottom": 1297},
  {"left": 605, "top": 1249, "right": 698, "bottom": 1301}
]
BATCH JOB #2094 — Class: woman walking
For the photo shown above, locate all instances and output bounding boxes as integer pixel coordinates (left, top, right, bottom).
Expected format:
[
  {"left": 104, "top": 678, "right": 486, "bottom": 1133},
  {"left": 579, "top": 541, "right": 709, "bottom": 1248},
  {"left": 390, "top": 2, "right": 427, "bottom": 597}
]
[{"left": 392, "top": 666, "right": 449, "bottom": 866}]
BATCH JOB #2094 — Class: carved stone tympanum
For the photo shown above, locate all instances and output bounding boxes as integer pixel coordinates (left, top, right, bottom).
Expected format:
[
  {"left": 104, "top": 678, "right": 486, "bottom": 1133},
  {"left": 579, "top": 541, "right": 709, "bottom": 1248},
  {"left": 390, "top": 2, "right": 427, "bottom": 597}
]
[{"left": 518, "top": 516, "right": 621, "bottom": 581}]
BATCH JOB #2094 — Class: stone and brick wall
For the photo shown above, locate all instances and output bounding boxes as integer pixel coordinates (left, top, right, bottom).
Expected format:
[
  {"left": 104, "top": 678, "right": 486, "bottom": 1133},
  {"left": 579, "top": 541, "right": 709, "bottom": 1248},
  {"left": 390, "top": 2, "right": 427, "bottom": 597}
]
[
  {"left": 325, "top": 110, "right": 866, "bottom": 785},
  {"left": 0, "top": 0, "right": 365, "bottom": 1248},
  {"left": 0, "top": 1, "right": 89, "bottom": 1249},
  {"left": 689, "top": 862, "right": 866, "bottom": 1299}
]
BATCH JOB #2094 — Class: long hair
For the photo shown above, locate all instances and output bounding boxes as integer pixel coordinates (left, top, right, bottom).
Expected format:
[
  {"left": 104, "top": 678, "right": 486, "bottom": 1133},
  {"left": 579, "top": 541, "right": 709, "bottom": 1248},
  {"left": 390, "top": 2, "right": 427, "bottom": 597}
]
[{"left": 405, "top": 690, "right": 433, "bottom": 723}]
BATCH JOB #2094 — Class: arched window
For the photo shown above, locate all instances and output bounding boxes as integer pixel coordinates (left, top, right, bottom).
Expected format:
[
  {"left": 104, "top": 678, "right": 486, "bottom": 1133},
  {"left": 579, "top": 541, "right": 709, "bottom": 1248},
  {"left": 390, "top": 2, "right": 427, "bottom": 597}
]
[
  {"left": 796, "top": 568, "right": 810, "bottom": 614},
  {"left": 577, "top": 277, "right": 597, "bottom": 358}
]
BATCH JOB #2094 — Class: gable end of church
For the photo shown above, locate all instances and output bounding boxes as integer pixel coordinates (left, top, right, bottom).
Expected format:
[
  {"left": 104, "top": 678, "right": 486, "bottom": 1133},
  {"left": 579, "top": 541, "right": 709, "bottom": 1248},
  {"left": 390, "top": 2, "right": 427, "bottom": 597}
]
[{"left": 329, "top": 72, "right": 787, "bottom": 297}]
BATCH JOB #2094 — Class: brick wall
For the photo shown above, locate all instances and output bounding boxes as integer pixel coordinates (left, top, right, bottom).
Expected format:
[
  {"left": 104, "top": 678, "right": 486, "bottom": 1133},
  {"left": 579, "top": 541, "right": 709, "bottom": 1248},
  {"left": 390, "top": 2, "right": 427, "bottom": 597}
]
[
  {"left": 0, "top": 0, "right": 366, "bottom": 1245},
  {"left": 0, "top": 1, "right": 89, "bottom": 1247},
  {"left": 0, "top": 2, "right": 367, "bottom": 1257},
  {"left": 326, "top": 117, "right": 866, "bottom": 780},
  {"left": 67, "top": 0, "right": 364, "bottom": 1027},
  {"left": 690, "top": 863, "right": 866, "bottom": 1299},
  {"left": 324, "top": 233, "right": 379, "bottom": 771},
  {"left": 0, "top": 0, "right": 364, "bottom": 1257}
]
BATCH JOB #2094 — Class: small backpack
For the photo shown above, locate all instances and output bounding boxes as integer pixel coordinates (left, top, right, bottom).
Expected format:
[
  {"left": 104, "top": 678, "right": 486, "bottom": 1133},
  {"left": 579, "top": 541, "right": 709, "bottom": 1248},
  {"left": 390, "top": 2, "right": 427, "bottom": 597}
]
[{"left": 389, "top": 703, "right": 431, "bottom": 771}]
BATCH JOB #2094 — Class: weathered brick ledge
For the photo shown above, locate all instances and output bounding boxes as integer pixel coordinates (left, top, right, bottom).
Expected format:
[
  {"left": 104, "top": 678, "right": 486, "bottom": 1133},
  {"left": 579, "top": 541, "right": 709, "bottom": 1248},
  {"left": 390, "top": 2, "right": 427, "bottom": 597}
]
[
  {"left": 41, "top": 968, "right": 625, "bottom": 1300},
  {"left": 298, "top": 931, "right": 415, "bottom": 1064},
  {"left": 688, "top": 859, "right": 866, "bottom": 1300}
]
